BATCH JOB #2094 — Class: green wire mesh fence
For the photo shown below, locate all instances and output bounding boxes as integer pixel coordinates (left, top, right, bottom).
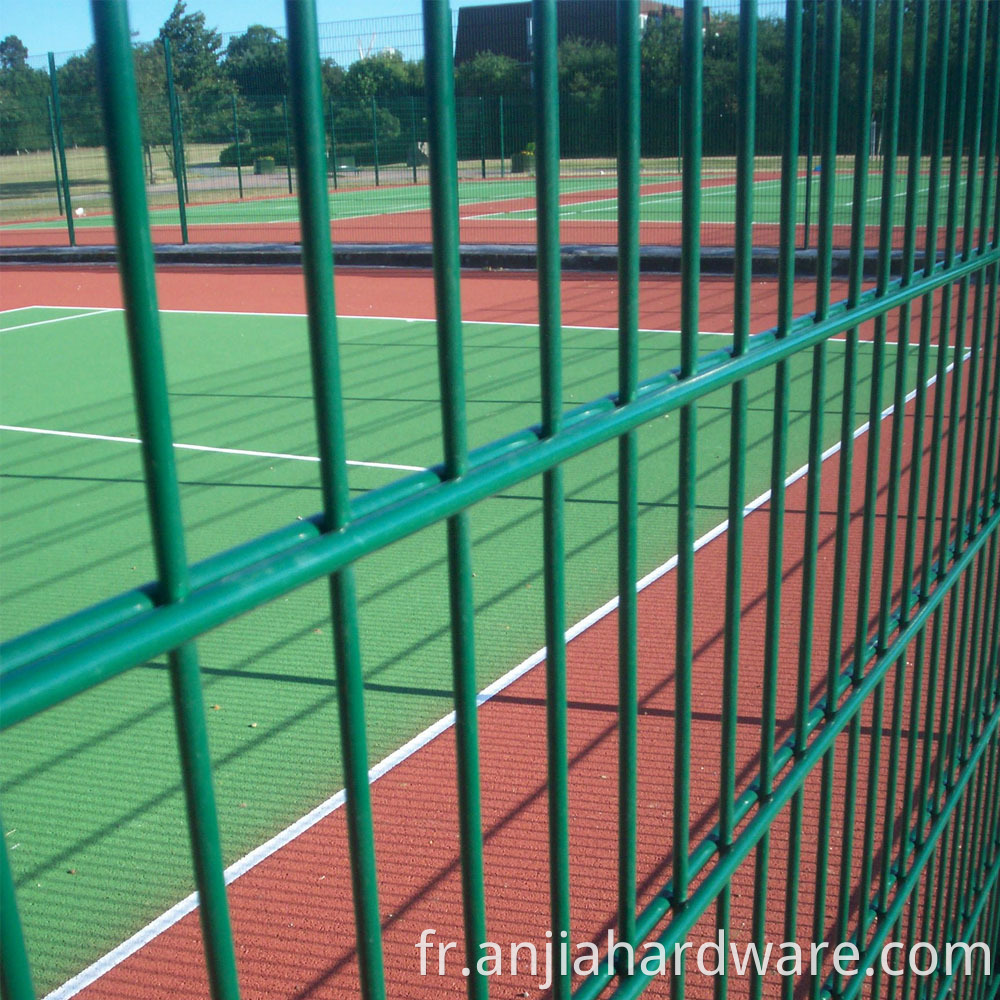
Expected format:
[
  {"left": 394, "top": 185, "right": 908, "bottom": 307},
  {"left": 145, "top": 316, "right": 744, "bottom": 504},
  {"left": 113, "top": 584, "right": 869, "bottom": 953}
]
[{"left": 1, "top": 1, "right": 999, "bottom": 999}]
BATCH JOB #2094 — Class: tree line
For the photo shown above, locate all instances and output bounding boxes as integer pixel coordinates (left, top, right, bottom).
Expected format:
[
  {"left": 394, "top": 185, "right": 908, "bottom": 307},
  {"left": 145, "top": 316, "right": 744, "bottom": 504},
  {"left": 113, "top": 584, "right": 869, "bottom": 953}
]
[{"left": 1, "top": 1, "right": 992, "bottom": 162}]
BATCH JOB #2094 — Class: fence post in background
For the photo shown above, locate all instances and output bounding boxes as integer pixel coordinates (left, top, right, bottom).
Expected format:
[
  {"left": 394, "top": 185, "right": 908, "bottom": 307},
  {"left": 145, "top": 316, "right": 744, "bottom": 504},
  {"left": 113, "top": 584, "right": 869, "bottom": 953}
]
[
  {"left": 231, "top": 94, "right": 243, "bottom": 199},
  {"left": 676, "top": 85, "right": 682, "bottom": 173},
  {"left": 329, "top": 99, "right": 338, "bottom": 190},
  {"left": 803, "top": 0, "right": 818, "bottom": 250},
  {"left": 499, "top": 95, "right": 505, "bottom": 178},
  {"left": 410, "top": 95, "right": 419, "bottom": 183},
  {"left": 282, "top": 95, "right": 294, "bottom": 194},
  {"left": 371, "top": 96, "right": 380, "bottom": 186},
  {"left": 46, "top": 95, "right": 63, "bottom": 216},
  {"left": 479, "top": 95, "right": 487, "bottom": 178},
  {"left": 47, "top": 53, "right": 74, "bottom": 246},
  {"left": 176, "top": 99, "right": 190, "bottom": 204},
  {"left": 162, "top": 37, "right": 188, "bottom": 243}
]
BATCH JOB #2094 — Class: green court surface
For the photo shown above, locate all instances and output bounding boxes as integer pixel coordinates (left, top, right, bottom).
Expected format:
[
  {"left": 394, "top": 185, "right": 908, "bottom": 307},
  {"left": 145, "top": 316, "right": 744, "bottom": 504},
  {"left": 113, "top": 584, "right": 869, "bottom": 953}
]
[
  {"left": 2, "top": 167, "right": 968, "bottom": 233},
  {"left": 0, "top": 303, "right": 936, "bottom": 991},
  {"left": 1, "top": 175, "right": 626, "bottom": 231}
]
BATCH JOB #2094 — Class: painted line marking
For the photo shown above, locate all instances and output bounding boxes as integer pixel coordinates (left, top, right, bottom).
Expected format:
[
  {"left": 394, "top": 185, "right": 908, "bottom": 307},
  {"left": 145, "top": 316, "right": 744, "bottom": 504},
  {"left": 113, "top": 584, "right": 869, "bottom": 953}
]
[
  {"left": 0, "top": 309, "right": 115, "bottom": 333},
  {"left": 5, "top": 306, "right": 936, "bottom": 348},
  {"left": 39, "top": 342, "right": 965, "bottom": 1000},
  {"left": 0, "top": 426, "right": 426, "bottom": 473}
]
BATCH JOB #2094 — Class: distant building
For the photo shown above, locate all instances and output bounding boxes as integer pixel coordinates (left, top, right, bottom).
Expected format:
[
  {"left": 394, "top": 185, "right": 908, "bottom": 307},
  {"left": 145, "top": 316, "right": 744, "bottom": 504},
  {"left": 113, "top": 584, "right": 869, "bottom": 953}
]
[{"left": 454, "top": 1, "right": 704, "bottom": 65}]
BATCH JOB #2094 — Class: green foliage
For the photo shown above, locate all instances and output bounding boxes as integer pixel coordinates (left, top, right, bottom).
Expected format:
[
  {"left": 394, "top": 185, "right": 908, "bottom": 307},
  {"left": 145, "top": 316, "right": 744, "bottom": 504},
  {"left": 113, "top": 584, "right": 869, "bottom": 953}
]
[
  {"left": 218, "top": 140, "right": 289, "bottom": 167},
  {"left": 0, "top": 36, "right": 50, "bottom": 153},
  {"left": 157, "top": 0, "right": 222, "bottom": 91},
  {"left": 226, "top": 25, "right": 288, "bottom": 97},
  {"left": 0, "top": 34, "right": 29, "bottom": 71},
  {"left": 343, "top": 50, "right": 422, "bottom": 100},
  {"left": 455, "top": 51, "right": 525, "bottom": 97}
]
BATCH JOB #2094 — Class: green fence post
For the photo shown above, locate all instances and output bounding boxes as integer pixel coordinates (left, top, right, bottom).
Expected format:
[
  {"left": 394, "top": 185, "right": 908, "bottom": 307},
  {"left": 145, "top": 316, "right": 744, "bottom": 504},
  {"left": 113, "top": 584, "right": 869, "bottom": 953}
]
[
  {"left": 47, "top": 53, "right": 74, "bottom": 245},
  {"left": 497, "top": 95, "right": 506, "bottom": 179},
  {"left": 802, "top": 0, "right": 818, "bottom": 250},
  {"left": 371, "top": 95, "right": 380, "bottom": 187},
  {"left": 282, "top": 94, "right": 293, "bottom": 194},
  {"left": 676, "top": 85, "right": 682, "bottom": 173},
  {"left": 329, "top": 99, "right": 338, "bottom": 190},
  {"left": 532, "top": 4, "right": 570, "bottom": 996},
  {"left": 0, "top": 811, "right": 34, "bottom": 1000},
  {"left": 231, "top": 94, "right": 243, "bottom": 199},
  {"left": 615, "top": 0, "right": 641, "bottom": 967},
  {"left": 674, "top": 7, "right": 703, "bottom": 1000},
  {"left": 478, "top": 95, "right": 487, "bottom": 179},
  {"left": 422, "top": 3, "right": 489, "bottom": 997},
  {"left": 90, "top": 4, "right": 240, "bottom": 997},
  {"left": 718, "top": 5, "right": 756, "bottom": 998},
  {"left": 410, "top": 95, "right": 419, "bottom": 183},
  {"left": 285, "top": 3, "right": 385, "bottom": 998},
  {"left": 176, "top": 98, "right": 190, "bottom": 204},
  {"left": 161, "top": 37, "right": 188, "bottom": 243},
  {"left": 749, "top": 4, "right": 801, "bottom": 998},
  {"left": 46, "top": 94, "right": 63, "bottom": 217}
]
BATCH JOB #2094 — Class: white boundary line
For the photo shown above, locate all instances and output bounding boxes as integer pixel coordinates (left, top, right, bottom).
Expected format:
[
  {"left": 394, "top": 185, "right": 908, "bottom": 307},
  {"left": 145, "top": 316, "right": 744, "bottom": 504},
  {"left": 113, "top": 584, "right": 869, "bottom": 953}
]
[
  {"left": 0, "top": 426, "right": 426, "bottom": 473},
  {"left": 41, "top": 347, "right": 967, "bottom": 1000},
  {"left": 0, "top": 309, "right": 114, "bottom": 333},
  {"left": 7, "top": 304, "right": 913, "bottom": 345}
]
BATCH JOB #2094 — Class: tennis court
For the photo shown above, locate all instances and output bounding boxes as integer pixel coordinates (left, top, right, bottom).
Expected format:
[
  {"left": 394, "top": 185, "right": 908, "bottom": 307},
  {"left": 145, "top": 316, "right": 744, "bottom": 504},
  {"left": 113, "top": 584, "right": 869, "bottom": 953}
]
[
  {"left": 0, "top": 296, "right": 945, "bottom": 992},
  {"left": 0, "top": 164, "right": 979, "bottom": 249}
]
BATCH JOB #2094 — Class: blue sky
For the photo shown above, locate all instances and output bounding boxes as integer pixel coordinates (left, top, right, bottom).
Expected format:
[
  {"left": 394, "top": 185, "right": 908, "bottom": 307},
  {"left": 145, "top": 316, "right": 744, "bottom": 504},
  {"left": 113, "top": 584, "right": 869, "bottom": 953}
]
[{"left": 1, "top": 0, "right": 501, "bottom": 64}]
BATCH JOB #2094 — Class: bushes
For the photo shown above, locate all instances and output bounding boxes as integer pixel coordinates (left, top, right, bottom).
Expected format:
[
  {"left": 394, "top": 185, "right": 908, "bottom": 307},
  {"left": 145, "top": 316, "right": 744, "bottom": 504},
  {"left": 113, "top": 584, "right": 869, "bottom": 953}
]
[{"left": 218, "top": 140, "right": 289, "bottom": 166}]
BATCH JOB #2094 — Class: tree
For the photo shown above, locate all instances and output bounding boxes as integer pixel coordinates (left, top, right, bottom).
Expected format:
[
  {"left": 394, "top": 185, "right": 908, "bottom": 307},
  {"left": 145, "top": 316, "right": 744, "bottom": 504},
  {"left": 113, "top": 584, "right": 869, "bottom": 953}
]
[
  {"left": 0, "top": 36, "right": 49, "bottom": 153},
  {"left": 455, "top": 51, "right": 525, "bottom": 97},
  {"left": 158, "top": 1, "right": 222, "bottom": 91},
  {"left": 0, "top": 34, "right": 28, "bottom": 71},
  {"left": 343, "top": 50, "right": 419, "bottom": 100},
  {"left": 224, "top": 25, "right": 288, "bottom": 97}
]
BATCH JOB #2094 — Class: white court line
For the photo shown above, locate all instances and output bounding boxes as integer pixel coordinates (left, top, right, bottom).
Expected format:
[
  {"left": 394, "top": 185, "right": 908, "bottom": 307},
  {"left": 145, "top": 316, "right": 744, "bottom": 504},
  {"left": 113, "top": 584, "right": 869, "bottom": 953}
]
[
  {"left": 0, "top": 426, "right": 426, "bottom": 473},
  {"left": 0, "top": 309, "right": 114, "bottom": 333},
  {"left": 9, "top": 305, "right": 933, "bottom": 348},
  {"left": 40, "top": 344, "right": 968, "bottom": 1000}
]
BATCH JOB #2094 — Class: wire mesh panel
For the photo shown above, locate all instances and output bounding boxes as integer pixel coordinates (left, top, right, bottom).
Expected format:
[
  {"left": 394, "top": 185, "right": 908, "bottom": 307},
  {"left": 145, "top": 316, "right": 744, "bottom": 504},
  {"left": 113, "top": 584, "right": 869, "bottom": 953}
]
[{"left": 1, "top": 1, "right": 999, "bottom": 1000}]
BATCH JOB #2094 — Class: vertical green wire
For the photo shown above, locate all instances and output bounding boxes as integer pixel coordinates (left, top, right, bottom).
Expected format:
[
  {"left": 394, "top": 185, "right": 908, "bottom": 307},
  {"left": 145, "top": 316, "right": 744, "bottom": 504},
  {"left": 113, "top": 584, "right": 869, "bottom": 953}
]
[
  {"left": 749, "top": 6, "right": 800, "bottom": 1000},
  {"left": 284, "top": 5, "right": 385, "bottom": 999},
  {"left": 853, "top": 0, "right": 903, "bottom": 965},
  {"left": 937, "top": 2, "right": 987, "bottom": 963},
  {"left": 0, "top": 810, "right": 33, "bottom": 1000},
  {"left": 90, "top": 4, "right": 239, "bottom": 998},
  {"left": 829, "top": 3, "right": 874, "bottom": 995},
  {"left": 870, "top": 2, "right": 926, "bottom": 991},
  {"left": 673, "top": 7, "right": 701, "bottom": 998},
  {"left": 532, "top": 3, "right": 570, "bottom": 997},
  {"left": 422, "top": 5, "right": 489, "bottom": 998},
  {"left": 717, "top": 5, "right": 754, "bottom": 1000},
  {"left": 891, "top": 10, "right": 931, "bottom": 998},
  {"left": 47, "top": 52, "right": 74, "bottom": 245},
  {"left": 953, "top": 2, "right": 1000, "bottom": 941},
  {"left": 910, "top": 3, "right": 953, "bottom": 980},
  {"left": 925, "top": 0, "right": 971, "bottom": 942},
  {"left": 789, "top": 3, "right": 838, "bottom": 994},
  {"left": 615, "top": 0, "right": 640, "bottom": 964}
]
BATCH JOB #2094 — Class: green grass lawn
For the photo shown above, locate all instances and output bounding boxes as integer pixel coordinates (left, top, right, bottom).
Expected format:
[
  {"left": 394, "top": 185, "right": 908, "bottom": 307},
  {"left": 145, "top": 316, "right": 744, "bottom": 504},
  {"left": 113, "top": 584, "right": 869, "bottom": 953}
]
[{"left": 0, "top": 304, "right": 934, "bottom": 992}]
